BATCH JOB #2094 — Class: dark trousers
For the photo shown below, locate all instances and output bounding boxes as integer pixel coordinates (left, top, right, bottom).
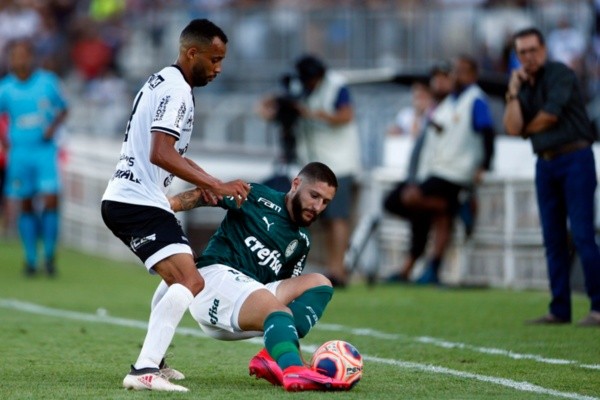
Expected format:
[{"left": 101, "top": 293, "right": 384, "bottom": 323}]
[
  {"left": 535, "top": 147, "right": 600, "bottom": 320},
  {"left": 384, "top": 181, "right": 431, "bottom": 259}
]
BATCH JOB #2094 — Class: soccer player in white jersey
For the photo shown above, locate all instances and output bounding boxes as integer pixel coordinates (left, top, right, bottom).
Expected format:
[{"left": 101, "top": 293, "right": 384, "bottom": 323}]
[{"left": 101, "top": 19, "right": 250, "bottom": 392}]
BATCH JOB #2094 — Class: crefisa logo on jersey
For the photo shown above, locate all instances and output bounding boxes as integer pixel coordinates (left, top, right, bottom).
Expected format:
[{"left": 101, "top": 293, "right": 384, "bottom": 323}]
[{"left": 285, "top": 240, "right": 298, "bottom": 258}]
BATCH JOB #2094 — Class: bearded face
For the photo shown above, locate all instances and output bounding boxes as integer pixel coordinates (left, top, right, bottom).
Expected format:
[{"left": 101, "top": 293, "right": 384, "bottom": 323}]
[
  {"left": 290, "top": 191, "right": 318, "bottom": 227},
  {"left": 287, "top": 178, "right": 336, "bottom": 227}
]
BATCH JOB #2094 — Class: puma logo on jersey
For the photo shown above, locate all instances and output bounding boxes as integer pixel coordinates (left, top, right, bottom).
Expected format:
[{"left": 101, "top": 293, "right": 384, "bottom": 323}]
[
  {"left": 262, "top": 217, "right": 274, "bottom": 231},
  {"left": 130, "top": 234, "right": 156, "bottom": 251}
]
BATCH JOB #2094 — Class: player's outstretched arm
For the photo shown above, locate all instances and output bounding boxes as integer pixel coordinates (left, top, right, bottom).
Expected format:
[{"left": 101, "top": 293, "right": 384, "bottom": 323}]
[{"left": 168, "top": 188, "right": 216, "bottom": 212}]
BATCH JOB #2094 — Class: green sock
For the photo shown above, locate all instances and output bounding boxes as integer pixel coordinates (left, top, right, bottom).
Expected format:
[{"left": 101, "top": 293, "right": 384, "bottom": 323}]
[
  {"left": 263, "top": 311, "right": 303, "bottom": 370},
  {"left": 288, "top": 285, "right": 333, "bottom": 338}
]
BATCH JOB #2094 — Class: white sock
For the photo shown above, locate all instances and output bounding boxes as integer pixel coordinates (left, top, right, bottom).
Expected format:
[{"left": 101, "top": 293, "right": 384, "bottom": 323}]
[
  {"left": 151, "top": 280, "right": 169, "bottom": 311},
  {"left": 134, "top": 283, "right": 194, "bottom": 370}
]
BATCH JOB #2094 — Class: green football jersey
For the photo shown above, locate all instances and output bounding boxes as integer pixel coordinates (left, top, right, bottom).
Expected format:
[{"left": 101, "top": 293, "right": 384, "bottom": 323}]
[{"left": 196, "top": 183, "right": 311, "bottom": 284}]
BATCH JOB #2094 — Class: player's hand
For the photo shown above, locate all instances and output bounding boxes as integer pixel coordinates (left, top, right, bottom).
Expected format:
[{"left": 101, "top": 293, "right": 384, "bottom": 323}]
[
  {"left": 198, "top": 187, "right": 219, "bottom": 206},
  {"left": 216, "top": 180, "right": 251, "bottom": 207}
]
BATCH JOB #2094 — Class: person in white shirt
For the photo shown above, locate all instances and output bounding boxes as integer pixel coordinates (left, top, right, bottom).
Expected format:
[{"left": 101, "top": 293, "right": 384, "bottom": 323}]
[
  {"left": 101, "top": 19, "right": 250, "bottom": 392},
  {"left": 294, "top": 54, "right": 362, "bottom": 288}
]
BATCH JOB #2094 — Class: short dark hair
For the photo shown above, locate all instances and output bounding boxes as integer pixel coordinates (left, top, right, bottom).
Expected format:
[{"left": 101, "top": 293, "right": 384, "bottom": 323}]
[
  {"left": 456, "top": 53, "right": 478, "bottom": 75},
  {"left": 513, "top": 27, "right": 545, "bottom": 47},
  {"left": 5, "top": 38, "right": 34, "bottom": 55},
  {"left": 180, "top": 19, "right": 228, "bottom": 47},
  {"left": 430, "top": 60, "right": 451, "bottom": 77},
  {"left": 298, "top": 162, "right": 338, "bottom": 189},
  {"left": 295, "top": 54, "right": 326, "bottom": 83}
]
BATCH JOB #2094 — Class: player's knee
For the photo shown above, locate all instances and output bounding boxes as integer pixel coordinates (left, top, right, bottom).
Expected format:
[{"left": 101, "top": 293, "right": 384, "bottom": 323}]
[
  {"left": 307, "top": 273, "right": 333, "bottom": 289},
  {"left": 185, "top": 274, "right": 205, "bottom": 296},
  {"left": 173, "top": 271, "right": 204, "bottom": 295}
]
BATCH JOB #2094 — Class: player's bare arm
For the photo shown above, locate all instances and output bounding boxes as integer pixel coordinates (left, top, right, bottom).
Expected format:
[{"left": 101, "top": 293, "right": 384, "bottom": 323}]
[
  {"left": 150, "top": 131, "right": 220, "bottom": 188},
  {"left": 169, "top": 188, "right": 212, "bottom": 212},
  {"left": 150, "top": 131, "right": 250, "bottom": 206},
  {"left": 183, "top": 156, "right": 250, "bottom": 206},
  {"left": 43, "top": 109, "right": 68, "bottom": 141}
]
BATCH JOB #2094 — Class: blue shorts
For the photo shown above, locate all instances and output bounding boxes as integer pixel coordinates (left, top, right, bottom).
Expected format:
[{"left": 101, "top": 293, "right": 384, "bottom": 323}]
[
  {"left": 5, "top": 145, "right": 60, "bottom": 198},
  {"left": 321, "top": 175, "right": 354, "bottom": 220}
]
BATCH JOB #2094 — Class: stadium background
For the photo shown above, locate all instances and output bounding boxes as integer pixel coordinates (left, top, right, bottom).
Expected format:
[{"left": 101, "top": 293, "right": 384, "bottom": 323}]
[{"left": 2, "top": 0, "right": 599, "bottom": 288}]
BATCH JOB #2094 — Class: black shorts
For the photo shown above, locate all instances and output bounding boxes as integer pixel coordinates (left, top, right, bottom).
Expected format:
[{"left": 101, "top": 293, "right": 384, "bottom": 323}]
[
  {"left": 101, "top": 200, "right": 193, "bottom": 270},
  {"left": 419, "top": 176, "right": 462, "bottom": 212},
  {"left": 383, "top": 176, "right": 462, "bottom": 216}
]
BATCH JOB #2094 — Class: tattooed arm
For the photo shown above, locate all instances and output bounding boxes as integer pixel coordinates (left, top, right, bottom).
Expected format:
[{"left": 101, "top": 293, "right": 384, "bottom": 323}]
[{"left": 168, "top": 188, "right": 217, "bottom": 212}]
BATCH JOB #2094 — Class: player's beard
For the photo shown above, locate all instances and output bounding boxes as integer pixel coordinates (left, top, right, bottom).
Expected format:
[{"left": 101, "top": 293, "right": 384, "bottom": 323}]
[
  {"left": 291, "top": 193, "right": 317, "bottom": 227},
  {"left": 191, "top": 64, "right": 211, "bottom": 87}
]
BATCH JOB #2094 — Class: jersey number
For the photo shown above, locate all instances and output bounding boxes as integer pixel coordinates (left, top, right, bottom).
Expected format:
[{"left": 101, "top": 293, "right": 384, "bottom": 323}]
[{"left": 124, "top": 91, "right": 143, "bottom": 142}]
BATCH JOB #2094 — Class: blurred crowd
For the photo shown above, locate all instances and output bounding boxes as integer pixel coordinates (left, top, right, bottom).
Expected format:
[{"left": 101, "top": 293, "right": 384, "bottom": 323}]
[{"left": 0, "top": 1, "right": 598, "bottom": 97}]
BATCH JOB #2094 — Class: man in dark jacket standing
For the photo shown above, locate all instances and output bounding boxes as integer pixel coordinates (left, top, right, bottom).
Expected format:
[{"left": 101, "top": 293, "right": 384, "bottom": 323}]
[{"left": 503, "top": 27, "right": 600, "bottom": 327}]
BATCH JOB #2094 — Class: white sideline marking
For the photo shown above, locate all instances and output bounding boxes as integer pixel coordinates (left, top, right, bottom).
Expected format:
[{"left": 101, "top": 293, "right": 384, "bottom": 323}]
[
  {"left": 368, "top": 356, "right": 600, "bottom": 400},
  {"left": 1, "top": 298, "right": 598, "bottom": 400},
  {"left": 317, "top": 323, "right": 600, "bottom": 371}
]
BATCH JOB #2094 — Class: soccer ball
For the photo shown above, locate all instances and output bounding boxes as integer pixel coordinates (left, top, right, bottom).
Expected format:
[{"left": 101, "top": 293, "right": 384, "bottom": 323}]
[{"left": 310, "top": 340, "right": 363, "bottom": 386}]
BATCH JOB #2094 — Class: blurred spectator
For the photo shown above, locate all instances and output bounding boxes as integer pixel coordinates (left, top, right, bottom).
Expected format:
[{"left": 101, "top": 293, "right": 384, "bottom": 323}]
[
  {"left": 383, "top": 62, "right": 453, "bottom": 283},
  {"left": 85, "top": 65, "right": 130, "bottom": 136},
  {"left": 387, "top": 81, "right": 435, "bottom": 138},
  {"left": 36, "top": 4, "right": 68, "bottom": 75},
  {"left": 293, "top": 54, "right": 362, "bottom": 287},
  {"left": 0, "top": 39, "right": 68, "bottom": 276},
  {"left": 0, "top": 0, "right": 42, "bottom": 74},
  {"left": 546, "top": 17, "right": 586, "bottom": 76},
  {"left": 387, "top": 55, "right": 495, "bottom": 285},
  {"left": 70, "top": 18, "right": 113, "bottom": 82},
  {"left": 89, "top": 0, "right": 126, "bottom": 22}
]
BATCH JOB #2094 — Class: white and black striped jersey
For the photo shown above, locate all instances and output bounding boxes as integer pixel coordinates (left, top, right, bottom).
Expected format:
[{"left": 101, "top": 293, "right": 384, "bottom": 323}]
[{"left": 102, "top": 65, "right": 195, "bottom": 213}]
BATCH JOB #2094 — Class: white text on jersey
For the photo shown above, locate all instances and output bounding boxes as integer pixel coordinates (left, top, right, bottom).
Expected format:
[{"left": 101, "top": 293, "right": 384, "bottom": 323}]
[{"left": 258, "top": 197, "right": 281, "bottom": 213}]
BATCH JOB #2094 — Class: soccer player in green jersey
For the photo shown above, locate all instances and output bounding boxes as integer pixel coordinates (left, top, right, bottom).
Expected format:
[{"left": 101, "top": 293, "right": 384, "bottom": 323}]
[{"left": 154, "top": 162, "right": 351, "bottom": 391}]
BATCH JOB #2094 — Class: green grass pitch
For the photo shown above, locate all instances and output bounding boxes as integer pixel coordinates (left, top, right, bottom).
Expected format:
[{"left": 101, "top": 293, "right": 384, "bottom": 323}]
[{"left": 1, "top": 240, "right": 598, "bottom": 400}]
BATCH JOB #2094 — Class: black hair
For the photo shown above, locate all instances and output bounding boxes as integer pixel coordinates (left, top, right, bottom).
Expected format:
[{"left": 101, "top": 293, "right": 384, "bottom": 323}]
[
  {"left": 513, "top": 27, "right": 545, "bottom": 47},
  {"left": 298, "top": 162, "right": 338, "bottom": 189},
  {"left": 5, "top": 38, "right": 34, "bottom": 55},
  {"left": 430, "top": 60, "right": 451, "bottom": 77},
  {"left": 180, "top": 19, "right": 228, "bottom": 47},
  {"left": 456, "top": 53, "right": 479, "bottom": 75},
  {"left": 295, "top": 54, "right": 326, "bottom": 83}
]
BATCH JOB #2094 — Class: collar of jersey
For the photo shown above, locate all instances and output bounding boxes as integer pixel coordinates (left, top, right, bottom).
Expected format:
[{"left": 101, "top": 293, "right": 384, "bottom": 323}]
[{"left": 170, "top": 64, "right": 193, "bottom": 92}]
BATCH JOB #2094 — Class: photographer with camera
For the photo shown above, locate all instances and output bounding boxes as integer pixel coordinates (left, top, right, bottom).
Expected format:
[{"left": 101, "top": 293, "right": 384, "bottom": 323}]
[{"left": 258, "top": 54, "right": 361, "bottom": 287}]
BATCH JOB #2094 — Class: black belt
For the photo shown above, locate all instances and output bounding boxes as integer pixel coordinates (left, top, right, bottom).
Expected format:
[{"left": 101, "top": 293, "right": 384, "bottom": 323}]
[{"left": 538, "top": 139, "right": 590, "bottom": 161}]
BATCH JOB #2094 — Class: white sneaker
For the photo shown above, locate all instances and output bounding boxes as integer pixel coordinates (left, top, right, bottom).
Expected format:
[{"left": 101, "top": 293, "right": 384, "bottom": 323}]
[
  {"left": 160, "top": 366, "right": 185, "bottom": 381},
  {"left": 159, "top": 358, "right": 185, "bottom": 380},
  {"left": 122, "top": 367, "right": 188, "bottom": 392}
]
